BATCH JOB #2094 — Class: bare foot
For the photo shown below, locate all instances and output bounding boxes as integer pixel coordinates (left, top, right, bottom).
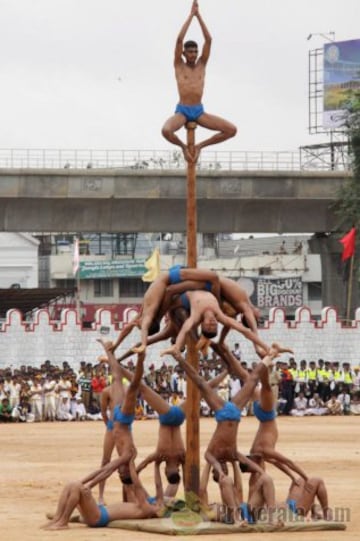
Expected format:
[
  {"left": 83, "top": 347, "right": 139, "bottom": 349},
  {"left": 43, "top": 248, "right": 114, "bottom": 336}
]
[
  {"left": 270, "top": 343, "right": 294, "bottom": 357},
  {"left": 182, "top": 147, "right": 194, "bottom": 163},
  {"left": 131, "top": 344, "right": 145, "bottom": 354},
  {"left": 42, "top": 522, "right": 69, "bottom": 530}
]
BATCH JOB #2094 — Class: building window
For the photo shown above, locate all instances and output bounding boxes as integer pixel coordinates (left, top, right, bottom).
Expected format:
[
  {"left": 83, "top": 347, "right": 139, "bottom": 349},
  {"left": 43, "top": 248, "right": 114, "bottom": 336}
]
[
  {"left": 119, "top": 278, "right": 148, "bottom": 298},
  {"left": 94, "top": 279, "right": 114, "bottom": 297},
  {"left": 307, "top": 282, "right": 322, "bottom": 301}
]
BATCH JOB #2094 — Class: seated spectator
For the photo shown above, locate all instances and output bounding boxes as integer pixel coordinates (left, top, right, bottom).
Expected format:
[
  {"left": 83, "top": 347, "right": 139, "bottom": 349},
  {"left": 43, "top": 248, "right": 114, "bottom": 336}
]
[
  {"left": 72, "top": 395, "right": 87, "bottom": 421},
  {"left": 56, "top": 395, "right": 73, "bottom": 421},
  {"left": 86, "top": 398, "right": 102, "bottom": 421},
  {"left": 326, "top": 394, "right": 343, "bottom": 415},
  {"left": 306, "top": 393, "right": 328, "bottom": 416},
  {"left": 290, "top": 391, "right": 308, "bottom": 416},
  {"left": 350, "top": 391, "right": 360, "bottom": 415},
  {"left": 12, "top": 397, "right": 35, "bottom": 422},
  {"left": 337, "top": 385, "right": 351, "bottom": 415},
  {"left": 0, "top": 397, "right": 13, "bottom": 422}
]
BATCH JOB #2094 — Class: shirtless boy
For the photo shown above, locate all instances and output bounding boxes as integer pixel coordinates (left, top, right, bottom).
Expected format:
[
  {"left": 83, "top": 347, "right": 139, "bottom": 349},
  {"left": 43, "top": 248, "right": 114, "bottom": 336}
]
[
  {"left": 116, "top": 362, "right": 228, "bottom": 493},
  {"left": 109, "top": 266, "right": 220, "bottom": 355},
  {"left": 42, "top": 459, "right": 162, "bottom": 530},
  {"left": 160, "top": 289, "right": 270, "bottom": 359},
  {"left": 162, "top": 1, "right": 236, "bottom": 162}
]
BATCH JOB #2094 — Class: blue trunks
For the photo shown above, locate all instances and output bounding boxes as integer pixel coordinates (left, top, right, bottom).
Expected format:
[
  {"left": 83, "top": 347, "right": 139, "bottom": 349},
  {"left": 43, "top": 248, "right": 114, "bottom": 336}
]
[
  {"left": 175, "top": 103, "right": 205, "bottom": 122},
  {"left": 147, "top": 496, "right": 157, "bottom": 504},
  {"left": 113, "top": 405, "right": 134, "bottom": 429},
  {"left": 253, "top": 400, "right": 276, "bottom": 422},
  {"left": 106, "top": 419, "right": 114, "bottom": 431},
  {"left": 159, "top": 405, "right": 186, "bottom": 426},
  {"left": 239, "top": 502, "right": 255, "bottom": 524},
  {"left": 92, "top": 504, "right": 110, "bottom": 527},
  {"left": 180, "top": 293, "right": 190, "bottom": 311},
  {"left": 169, "top": 264, "right": 184, "bottom": 284},
  {"left": 214, "top": 401, "right": 241, "bottom": 423},
  {"left": 287, "top": 498, "right": 298, "bottom": 514}
]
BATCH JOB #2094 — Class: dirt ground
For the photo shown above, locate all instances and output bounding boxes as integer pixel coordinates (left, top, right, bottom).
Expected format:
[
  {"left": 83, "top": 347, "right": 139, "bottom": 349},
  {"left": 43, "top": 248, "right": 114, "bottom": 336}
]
[{"left": 1, "top": 415, "right": 359, "bottom": 541}]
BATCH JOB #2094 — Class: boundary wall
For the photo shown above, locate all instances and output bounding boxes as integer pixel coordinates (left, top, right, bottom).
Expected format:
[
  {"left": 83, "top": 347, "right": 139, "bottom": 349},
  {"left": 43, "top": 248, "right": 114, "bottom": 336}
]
[{"left": 1, "top": 306, "right": 360, "bottom": 370}]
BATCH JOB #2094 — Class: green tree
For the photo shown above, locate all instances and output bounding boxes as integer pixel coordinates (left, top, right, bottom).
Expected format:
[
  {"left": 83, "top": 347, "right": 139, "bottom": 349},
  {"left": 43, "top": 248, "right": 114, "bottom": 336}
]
[{"left": 335, "top": 91, "right": 360, "bottom": 225}]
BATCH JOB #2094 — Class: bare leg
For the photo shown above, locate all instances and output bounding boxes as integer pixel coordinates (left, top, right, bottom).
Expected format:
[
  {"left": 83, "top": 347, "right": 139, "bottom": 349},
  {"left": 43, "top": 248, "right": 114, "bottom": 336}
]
[
  {"left": 98, "top": 429, "right": 115, "bottom": 505},
  {"left": 218, "top": 475, "right": 244, "bottom": 525},
  {"left": 120, "top": 352, "right": 145, "bottom": 416},
  {"left": 176, "top": 353, "right": 224, "bottom": 411},
  {"left": 211, "top": 342, "right": 250, "bottom": 381},
  {"left": 42, "top": 482, "right": 100, "bottom": 530},
  {"left": 194, "top": 113, "right": 237, "bottom": 159},
  {"left": 288, "top": 477, "right": 332, "bottom": 520},
  {"left": 162, "top": 114, "right": 193, "bottom": 162},
  {"left": 248, "top": 473, "right": 278, "bottom": 524},
  {"left": 120, "top": 364, "right": 171, "bottom": 415}
]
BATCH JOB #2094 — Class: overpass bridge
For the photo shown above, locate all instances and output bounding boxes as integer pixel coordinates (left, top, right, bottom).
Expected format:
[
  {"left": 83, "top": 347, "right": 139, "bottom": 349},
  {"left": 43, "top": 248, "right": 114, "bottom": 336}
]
[{"left": 0, "top": 167, "right": 349, "bottom": 233}]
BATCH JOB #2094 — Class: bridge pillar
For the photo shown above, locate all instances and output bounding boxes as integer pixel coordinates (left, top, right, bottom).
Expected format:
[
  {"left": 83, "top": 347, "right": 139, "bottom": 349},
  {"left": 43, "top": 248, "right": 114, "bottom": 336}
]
[{"left": 309, "top": 233, "right": 359, "bottom": 320}]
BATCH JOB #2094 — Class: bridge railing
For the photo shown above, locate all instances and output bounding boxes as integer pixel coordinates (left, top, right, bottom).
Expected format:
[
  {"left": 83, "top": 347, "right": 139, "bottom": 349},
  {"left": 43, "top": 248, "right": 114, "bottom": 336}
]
[{"left": 0, "top": 148, "right": 350, "bottom": 171}]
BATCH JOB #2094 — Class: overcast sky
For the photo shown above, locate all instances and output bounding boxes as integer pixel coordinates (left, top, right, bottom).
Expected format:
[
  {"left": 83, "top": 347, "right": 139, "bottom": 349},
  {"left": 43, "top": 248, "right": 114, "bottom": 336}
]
[{"left": 1, "top": 0, "right": 359, "bottom": 152}]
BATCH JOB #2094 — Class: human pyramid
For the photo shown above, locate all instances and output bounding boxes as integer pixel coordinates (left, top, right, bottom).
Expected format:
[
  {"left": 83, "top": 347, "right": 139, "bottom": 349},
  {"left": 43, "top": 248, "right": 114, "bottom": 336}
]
[{"left": 42, "top": 267, "right": 333, "bottom": 531}]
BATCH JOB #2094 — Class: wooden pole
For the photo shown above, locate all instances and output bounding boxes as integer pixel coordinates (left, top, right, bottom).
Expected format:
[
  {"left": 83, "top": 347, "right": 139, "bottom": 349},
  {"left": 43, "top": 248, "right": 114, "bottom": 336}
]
[{"left": 184, "top": 122, "right": 200, "bottom": 507}]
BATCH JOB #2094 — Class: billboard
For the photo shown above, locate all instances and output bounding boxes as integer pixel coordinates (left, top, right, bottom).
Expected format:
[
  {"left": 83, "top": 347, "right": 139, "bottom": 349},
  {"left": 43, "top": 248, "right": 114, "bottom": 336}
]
[
  {"left": 79, "top": 259, "right": 146, "bottom": 279},
  {"left": 323, "top": 39, "right": 360, "bottom": 128},
  {"left": 239, "top": 276, "right": 303, "bottom": 310}
]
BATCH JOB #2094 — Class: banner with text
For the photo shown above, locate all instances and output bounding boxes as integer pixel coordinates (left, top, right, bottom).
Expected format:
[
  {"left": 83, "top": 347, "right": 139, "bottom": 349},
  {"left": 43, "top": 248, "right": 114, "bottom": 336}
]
[
  {"left": 253, "top": 276, "right": 303, "bottom": 309},
  {"left": 79, "top": 259, "right": 147, "bottom": 279}
]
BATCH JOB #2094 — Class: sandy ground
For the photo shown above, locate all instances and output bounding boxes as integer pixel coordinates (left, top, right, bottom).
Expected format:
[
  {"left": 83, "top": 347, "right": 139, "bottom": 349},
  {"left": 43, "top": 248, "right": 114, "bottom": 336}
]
[{"left": 1, "top": 415, "right": 359, "bottom": 541}]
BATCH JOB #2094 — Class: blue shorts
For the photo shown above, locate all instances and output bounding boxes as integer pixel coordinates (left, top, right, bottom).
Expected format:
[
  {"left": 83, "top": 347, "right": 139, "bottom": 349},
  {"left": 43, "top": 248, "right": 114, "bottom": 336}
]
[
  {"left": 169, "top": 264, "right": 184, "bottom": 284},
  {"left": 106, "top": 419, "right": 114, "bottom": 431},
  {"left": 239, "top": 502, "right": 254, "bottom": 524},
  {"left": 92, "top": 504, "right": 110, "bottom": 527},
  {"left": 287, "top": 498, "right": 298, "bottom": 514},
  {"left": 214, "top": 401, "right": 241, "bottom": 423},
  {"left": 159, "top": 406, "right": 186, "bottom": 426},
  {"left": 180, "top": 293, "right": 190, "bottom": 311},
  {"left": 147, "top": 496, "right": 157, "bottom": 504},
  {"left": 253, "top": 400, "right": 276, "bottom": 422},
  {"left": 175, "top": 103, "right": 205, "bottom": 122},
  {"left": 113, "top": 405, "right": 134, "bottom": 429}
]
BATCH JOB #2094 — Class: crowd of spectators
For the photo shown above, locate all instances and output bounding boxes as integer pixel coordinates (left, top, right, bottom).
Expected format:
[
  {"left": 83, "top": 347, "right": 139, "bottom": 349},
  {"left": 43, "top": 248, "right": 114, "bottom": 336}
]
[{"left": 1, "top": 348, "right": 360, "bottom": 423}]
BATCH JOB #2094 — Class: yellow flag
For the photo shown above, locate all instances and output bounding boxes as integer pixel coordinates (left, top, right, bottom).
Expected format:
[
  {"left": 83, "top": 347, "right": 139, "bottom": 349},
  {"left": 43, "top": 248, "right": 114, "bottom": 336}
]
[{"left": 142, "top": 248, "right": 160, "bottom": 282}]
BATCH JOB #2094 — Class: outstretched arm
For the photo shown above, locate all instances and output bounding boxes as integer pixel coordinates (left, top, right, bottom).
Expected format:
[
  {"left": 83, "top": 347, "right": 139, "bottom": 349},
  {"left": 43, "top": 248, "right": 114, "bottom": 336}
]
[
  {"left": 160, "top": 315, "right": 198, "bottom": 357},
  {"left": 214, "top": 309, "right": 270, "bottom": 355}
]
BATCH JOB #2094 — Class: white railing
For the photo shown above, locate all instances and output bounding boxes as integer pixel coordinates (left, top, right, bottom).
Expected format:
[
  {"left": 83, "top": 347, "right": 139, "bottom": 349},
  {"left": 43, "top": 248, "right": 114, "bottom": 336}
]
[{"left": 0, "top": 148, "right": 350, "bottom": 171}]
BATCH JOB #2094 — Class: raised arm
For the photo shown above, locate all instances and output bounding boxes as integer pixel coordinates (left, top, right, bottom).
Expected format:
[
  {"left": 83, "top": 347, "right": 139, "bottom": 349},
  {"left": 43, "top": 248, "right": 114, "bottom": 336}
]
[
  {"left": 174, "top": 1, "right": 197, "bottom": 64},
  {"left": 194, "top": 2, "right": 212, "bottom": 64}
]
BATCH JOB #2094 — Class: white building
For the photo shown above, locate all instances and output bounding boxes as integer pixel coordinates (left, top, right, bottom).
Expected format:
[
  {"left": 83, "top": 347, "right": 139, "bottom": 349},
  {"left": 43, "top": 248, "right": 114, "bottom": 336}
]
[{"left": 0, "top": 233, "right": 39, "bottom": 288}]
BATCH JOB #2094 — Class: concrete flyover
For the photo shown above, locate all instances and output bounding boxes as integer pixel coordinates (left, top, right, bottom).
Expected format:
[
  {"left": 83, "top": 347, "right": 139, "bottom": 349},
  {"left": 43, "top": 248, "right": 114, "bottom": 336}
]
[{"left": 0, "top": 168, "right": 349, "bottom": 233}]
